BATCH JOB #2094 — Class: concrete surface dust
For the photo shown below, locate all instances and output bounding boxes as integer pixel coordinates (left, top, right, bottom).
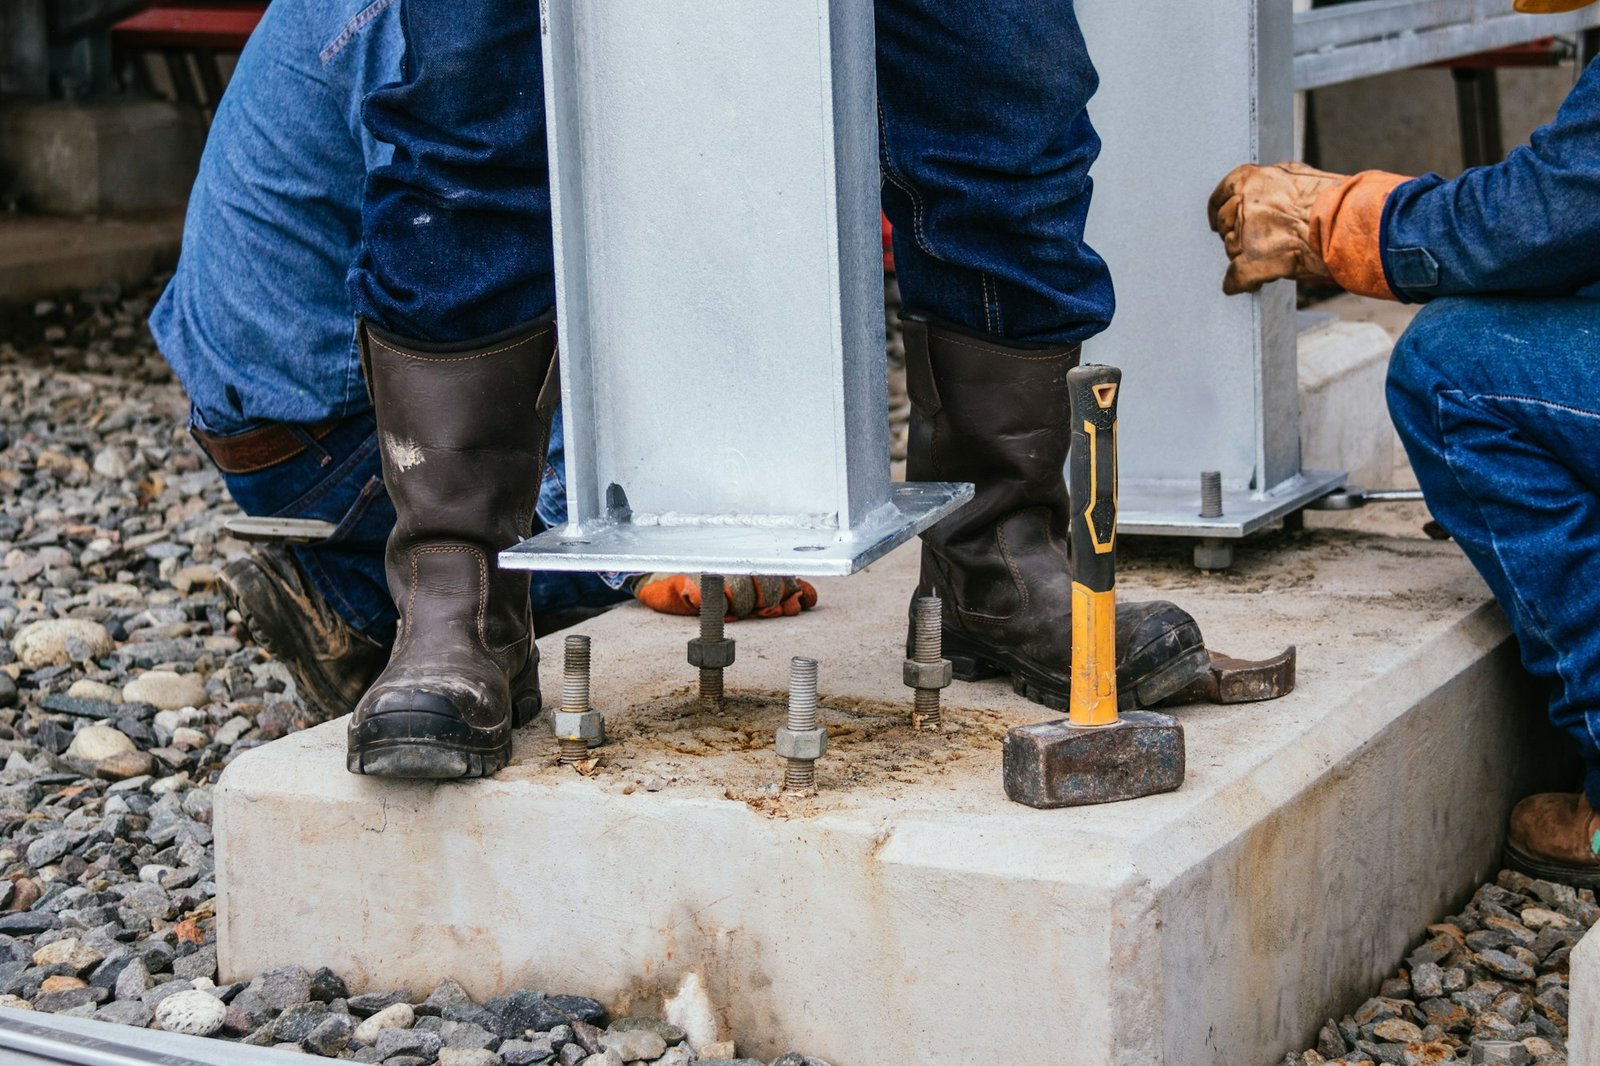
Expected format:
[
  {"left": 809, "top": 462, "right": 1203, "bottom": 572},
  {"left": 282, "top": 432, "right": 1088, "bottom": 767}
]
[{"left": 502, "top": 685, "right": 1025, "bottom": 817}]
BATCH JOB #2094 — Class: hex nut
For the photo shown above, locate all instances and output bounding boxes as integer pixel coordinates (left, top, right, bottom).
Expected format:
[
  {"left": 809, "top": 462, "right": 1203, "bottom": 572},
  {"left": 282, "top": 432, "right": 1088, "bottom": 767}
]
[
  {"left": 1193, "top": 539, "right": 1234, "bottom": 571},
  {"left": 903, "top": 658, "right": 953, "bottom": 690},
  {"left": 775, "top": 726, "right": 827, "bottom": 761},
  {"left": 552, "top": 710, "right": 605, "bottom": 744},
  {"left": 687, "top": 637, "right": 735, "bottom": 669}
]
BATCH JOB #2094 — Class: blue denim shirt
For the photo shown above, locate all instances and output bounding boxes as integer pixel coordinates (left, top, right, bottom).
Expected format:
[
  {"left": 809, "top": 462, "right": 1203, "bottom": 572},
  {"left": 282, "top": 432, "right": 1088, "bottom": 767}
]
[{"left": 1382, "top": 56, "right": 1600, "bottom": 302}]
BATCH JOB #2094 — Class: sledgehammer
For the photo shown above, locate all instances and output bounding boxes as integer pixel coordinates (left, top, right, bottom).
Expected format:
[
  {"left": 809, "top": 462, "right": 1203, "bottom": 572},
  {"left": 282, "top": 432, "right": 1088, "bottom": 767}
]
[{"left": 1002, "top": 365, "right": 1186, "bottom": 808}]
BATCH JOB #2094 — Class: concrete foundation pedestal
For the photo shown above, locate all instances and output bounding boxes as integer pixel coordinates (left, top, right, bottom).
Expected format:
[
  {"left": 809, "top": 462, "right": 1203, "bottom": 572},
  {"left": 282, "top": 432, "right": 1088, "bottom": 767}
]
[
  {"left": 215, "top": 534, "right": 1562, "bottom": 1065},
  {"left": 1571, "top": 927, "right": 1599, "bottom": 1063}
]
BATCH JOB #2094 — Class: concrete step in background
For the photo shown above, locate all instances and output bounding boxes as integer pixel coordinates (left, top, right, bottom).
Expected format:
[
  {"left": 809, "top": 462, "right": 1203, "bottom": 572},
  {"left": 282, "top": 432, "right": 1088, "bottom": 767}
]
[{"left": 0, "top": 213, "right": 182, "bottom": 307}]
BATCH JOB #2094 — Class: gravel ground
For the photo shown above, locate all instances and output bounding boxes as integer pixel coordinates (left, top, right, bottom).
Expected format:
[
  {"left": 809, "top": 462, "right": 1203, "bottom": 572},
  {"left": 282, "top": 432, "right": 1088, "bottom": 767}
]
[
  {"left": 0, "top": 278, "right": 1589, "bottom": 1066},
  {"left": 1278, "top": 870, "right": 1592, "bottom": 1066},
  {"left": 0, "top": 281, "right": 833, "bottom": 1065}
]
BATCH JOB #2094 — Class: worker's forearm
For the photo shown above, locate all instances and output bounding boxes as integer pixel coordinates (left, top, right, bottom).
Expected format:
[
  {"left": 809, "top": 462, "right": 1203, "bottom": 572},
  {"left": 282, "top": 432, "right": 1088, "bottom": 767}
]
[{"left": 1380, "top": 58, "right": 1600, "bottom": 302}]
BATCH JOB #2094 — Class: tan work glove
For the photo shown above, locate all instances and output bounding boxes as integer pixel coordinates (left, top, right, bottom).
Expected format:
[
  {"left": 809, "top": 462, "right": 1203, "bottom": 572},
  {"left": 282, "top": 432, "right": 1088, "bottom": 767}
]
[
  {"left": 1208, "top": 162, "right": 1411, "bottom": 300},
  {"left": 1207, "top": 162, "right": 1344, "bottom": 294}
]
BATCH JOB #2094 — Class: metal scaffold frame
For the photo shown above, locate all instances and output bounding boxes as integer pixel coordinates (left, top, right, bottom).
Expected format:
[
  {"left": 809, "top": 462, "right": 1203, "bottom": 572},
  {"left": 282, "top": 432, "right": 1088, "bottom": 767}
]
[{"left": 1295, "top": 0, "right": 1600, "bottom": 89}]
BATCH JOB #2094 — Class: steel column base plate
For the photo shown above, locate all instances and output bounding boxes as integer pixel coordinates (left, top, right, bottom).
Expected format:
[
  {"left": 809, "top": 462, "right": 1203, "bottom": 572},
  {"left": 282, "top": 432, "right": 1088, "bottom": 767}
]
[
  {"left": 1117, "top": 469, "right": 1346, "bottom": 539},
  {"left": 499, "top": 482, "right": 973, "bottom": 578}
]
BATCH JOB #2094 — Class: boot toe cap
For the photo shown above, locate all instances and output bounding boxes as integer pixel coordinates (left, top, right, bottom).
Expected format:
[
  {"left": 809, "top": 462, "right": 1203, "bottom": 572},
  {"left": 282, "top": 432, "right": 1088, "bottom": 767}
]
[
  {"left": 1118, "top": 600, "right": 1205, "bottom": 660},
  {"left": 348, "top": 685, "right": 513, "bottom": 779}
]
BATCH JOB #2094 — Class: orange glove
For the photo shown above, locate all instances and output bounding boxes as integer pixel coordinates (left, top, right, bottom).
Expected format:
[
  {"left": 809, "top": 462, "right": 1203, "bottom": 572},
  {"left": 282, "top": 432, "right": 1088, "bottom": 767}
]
[
  {"left": 631, "top": 574, "right": 819, "bottom": 620},
  {"left": 1208, "top": 162, "right": 1411, "bottom": 300}
]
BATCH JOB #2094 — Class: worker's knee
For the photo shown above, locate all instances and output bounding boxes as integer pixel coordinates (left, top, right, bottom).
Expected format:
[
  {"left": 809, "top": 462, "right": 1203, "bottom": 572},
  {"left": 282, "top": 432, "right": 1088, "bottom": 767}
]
[{"left": 1389, "top": 292, "right": 1598, "bottom": 409}]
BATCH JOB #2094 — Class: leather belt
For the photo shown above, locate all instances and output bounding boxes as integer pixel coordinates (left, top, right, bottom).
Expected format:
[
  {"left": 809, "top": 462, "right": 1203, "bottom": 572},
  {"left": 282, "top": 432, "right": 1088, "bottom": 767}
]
[{"left": 191, "top": 419, "right": 343, "bottom": 475}]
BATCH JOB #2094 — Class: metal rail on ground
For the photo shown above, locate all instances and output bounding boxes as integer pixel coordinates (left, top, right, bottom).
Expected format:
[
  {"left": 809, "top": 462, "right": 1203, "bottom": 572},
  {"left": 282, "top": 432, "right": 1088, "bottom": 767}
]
[{"left": 0, "top": 1006, "right": 304, "bottom": 1065}]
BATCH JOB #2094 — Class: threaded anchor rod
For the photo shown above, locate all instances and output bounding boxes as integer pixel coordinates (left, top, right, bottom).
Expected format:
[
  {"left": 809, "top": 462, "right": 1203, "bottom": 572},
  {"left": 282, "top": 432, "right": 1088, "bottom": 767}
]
[
  {"left": 698, "top": 573, "right": 725, "bottom": 708},
  {"left": 1200, "top": 470, "right": 1224, "bottom": 519},
  {"left": 699, "top": 573, "right": 725, "bottom": 640},
  {"left": 559, "top": 634, "right": 591, "bottom": 764},
  {"left": 561, "top": 634, "right": 590, "bottom": 713},
  {"left": 912, "top": 596, "right": 942, "bottom": 729},
  {"left": 785, "top": 656, "right": 819, "bottom": 790}
]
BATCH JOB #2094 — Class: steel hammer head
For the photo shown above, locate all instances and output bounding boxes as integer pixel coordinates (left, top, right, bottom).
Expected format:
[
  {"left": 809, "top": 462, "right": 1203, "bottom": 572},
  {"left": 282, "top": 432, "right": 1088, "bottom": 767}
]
[{"left": 1003, "top": 710, "right": 1185, "bottom": 809}]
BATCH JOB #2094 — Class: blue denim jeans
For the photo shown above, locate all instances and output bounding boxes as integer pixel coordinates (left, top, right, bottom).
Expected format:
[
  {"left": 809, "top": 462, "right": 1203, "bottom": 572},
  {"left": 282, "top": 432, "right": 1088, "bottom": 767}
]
[
  {"left": 349, "top": 0, "right": 1114, "bottom": 345},
  {"left": 151, "top": 0, "right": 624, "bottom": 635},
  {"left": 348, "top": 0, "right": 553, "bottom": 341},
  {"left": 216, "top": 409, "right": 629, "bottom": 648},
  {"left": 1387, "top": 294, "right": 1600, "bottom": 810},
  {"left": 876, "top": 0, "right": 1113, "bottom": 343},
  {"left": 151, "top": 0, "right": 397, "bottom": 430}
]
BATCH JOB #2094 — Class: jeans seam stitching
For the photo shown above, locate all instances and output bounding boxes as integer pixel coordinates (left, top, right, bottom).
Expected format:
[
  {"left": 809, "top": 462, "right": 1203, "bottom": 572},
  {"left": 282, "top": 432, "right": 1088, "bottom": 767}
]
[
  {"left": 326, "top": 476, "right": 386, "bottom": 544},
  {"left": 1435, "top": 388, "right": 1567, "bottom": 704},
  {"left": 320, "top": 0, "right": 399, "bottom": 65},
  {"left": 342, "top": 330, "right": 364, "bottom": 422},
  {"left": 877, "top": 101, "right": 935, "bottom": 258},
  {"left": 1475, "top": 392, "right": 1600, "bottom": 421},
  {"left": 272, "top": 432, "right": 380, "bottom": 518},
  {"left": 287, "top": 425, "right": 333, "bottom": 467}
]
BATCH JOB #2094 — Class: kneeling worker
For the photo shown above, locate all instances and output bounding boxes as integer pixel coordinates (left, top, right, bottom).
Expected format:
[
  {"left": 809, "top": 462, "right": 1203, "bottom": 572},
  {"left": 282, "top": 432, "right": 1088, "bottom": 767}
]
[
  {"left": 1209, "top": 0, "right": 1600, "bottom": 885},
  {"left": 150, "top": 0, "right": 815, "bottom": 731}
]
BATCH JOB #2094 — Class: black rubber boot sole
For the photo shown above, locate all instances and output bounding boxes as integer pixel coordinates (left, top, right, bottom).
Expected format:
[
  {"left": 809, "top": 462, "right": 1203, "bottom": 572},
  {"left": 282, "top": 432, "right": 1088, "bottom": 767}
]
[
  {"left": 346, "top": 660, "right": 541, "bottom": 780},
  {"left": 219, "top": 551, "right": 387, "bottom": 722},
  {"left": 945, "top": 631, "right": 1211, "bottom": 713},
  {"left": 1503, "top": 840, "right": 1600, "bottom": 890}
]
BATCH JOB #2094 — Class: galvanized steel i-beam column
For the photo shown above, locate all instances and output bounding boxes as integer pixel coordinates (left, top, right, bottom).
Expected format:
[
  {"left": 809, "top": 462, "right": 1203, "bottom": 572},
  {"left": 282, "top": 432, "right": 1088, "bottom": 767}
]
[
  {"left": 1074, "top": 0, "right": 1343, "bottom": 540},
  {"left": 1073, "top": 0, "right": 1600, "bottom": 542},
  {"left": 501, "top": 0, "right": 969, "bottom": 578}
]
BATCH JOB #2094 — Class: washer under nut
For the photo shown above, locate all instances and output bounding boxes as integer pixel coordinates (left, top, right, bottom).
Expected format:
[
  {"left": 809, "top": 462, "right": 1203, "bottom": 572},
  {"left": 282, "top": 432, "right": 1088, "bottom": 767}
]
[
  {"left": 687, "top": 637, "right": 736, "bottom": 670},
  {"left": 903, "top": 659, "right": 953, "bottom": 690},
  {"left": 552, "top": 709, "right": 604, "bottom": 747},
  {"left": 775, "top": 726, "right": 827, "bottom": 761}
]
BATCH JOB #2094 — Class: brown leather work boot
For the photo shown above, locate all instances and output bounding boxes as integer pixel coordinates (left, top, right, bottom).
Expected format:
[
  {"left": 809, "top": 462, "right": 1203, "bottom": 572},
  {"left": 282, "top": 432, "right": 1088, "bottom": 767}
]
[
  {"left": 903, "top": 317, "right": 1210, "bottom": 712},
  {"left": 1506, "top": 791, "right": 1600, "bottom": 888},
  {"left": 346, "top": 317, "right": 557, "bottom": 779},
  {"left": 219, "top": 546, "right": 388, "bottom": 721}
]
